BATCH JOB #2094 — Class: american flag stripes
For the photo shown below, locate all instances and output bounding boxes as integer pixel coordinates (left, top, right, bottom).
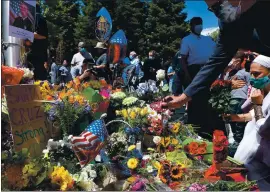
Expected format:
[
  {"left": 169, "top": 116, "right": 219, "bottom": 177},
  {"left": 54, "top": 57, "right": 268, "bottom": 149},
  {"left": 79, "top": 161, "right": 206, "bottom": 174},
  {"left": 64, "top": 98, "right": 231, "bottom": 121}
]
[
  {"left": 71, "top": 119, "right": 108, "bottom": 167},
  {"left": 10, "top": 0, "right": 35, "bottom": 26}
]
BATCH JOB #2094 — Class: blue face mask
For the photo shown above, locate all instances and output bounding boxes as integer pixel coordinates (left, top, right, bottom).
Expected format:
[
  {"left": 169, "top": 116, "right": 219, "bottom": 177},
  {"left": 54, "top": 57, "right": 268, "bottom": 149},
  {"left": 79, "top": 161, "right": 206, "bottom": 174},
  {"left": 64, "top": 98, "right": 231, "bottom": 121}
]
[
  {"left": 194, "top": 25, "right": 203, "bottom": 35},
  {"left": 149, "top": 56, "right": 154, "bottom": 60},
  {"left": 250, "top": 76, "right": 270, "bottom": 89},
  {"left": 80, "top": 48, "right": 86, "bottom": 52},
  {"left": 129, "top": 55, "right": 135, "bottom": 60}
]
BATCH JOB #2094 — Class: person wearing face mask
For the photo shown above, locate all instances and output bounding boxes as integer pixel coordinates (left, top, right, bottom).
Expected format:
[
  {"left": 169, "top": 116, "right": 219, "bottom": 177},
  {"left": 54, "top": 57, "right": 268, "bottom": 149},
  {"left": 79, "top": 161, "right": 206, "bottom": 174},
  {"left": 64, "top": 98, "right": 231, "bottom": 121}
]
[
  {"left": 70, "top": 42, "right": 94, "bottom": 79},
  {"left": 231, "top": 55, "right": 270, "bottom": 190},
  {"left": 142, "top": 50, "right": 162, "bottom": 81},
  {"left": 161, "top": 1, "right": 270, "bottom": 119},
  {"left": 178, "top": 17, "right": 216, "bottom": 137},
  {"left": 128, "top": 51, "right": 144, "bottom": 85}
]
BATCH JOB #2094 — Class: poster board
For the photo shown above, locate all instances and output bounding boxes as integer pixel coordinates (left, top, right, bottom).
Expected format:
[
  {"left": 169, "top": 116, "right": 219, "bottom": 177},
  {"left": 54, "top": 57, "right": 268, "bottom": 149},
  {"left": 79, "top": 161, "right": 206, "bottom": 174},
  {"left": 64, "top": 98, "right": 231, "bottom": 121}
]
[
  {"left": 9, "top": 0, "right": 36, "bottom": 41},
  {"left": 5, "top": 85, "right": 49, "bottom": 157}
]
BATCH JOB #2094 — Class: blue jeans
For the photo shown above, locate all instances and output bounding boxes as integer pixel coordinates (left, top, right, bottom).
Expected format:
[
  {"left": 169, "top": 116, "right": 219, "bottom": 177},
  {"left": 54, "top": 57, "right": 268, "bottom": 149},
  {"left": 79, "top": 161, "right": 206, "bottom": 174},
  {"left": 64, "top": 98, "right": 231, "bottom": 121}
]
[{"left": 184, "top": 1, "right": 270, "bottom": 98}]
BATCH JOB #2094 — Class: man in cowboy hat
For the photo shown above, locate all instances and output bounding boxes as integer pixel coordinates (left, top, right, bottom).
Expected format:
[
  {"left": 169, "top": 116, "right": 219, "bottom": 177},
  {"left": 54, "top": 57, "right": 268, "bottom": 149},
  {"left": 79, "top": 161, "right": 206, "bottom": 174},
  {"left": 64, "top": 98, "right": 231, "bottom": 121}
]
[
  {"left": 70, "top": 42, "right": 94, "bottom": 79},
  {"left": 93, "top": 42, "right": 108, "bottom": 79}
]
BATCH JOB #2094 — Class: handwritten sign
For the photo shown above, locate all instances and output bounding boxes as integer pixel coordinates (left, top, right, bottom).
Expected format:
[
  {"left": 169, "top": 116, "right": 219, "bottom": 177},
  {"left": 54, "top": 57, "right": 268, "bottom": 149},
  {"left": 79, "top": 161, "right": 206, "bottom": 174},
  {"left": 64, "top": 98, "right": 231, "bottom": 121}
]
[{"left": 5, "top": 85, "right": 49, "bottom": 157}]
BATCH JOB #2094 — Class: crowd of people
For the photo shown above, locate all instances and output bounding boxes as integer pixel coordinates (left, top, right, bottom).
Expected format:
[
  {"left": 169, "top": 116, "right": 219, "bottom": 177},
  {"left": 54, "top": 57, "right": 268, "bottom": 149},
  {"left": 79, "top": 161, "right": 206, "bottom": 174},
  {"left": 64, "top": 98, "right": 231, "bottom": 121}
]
[{"left": 21, "top": 0, "right": 270, "bottom": 189}]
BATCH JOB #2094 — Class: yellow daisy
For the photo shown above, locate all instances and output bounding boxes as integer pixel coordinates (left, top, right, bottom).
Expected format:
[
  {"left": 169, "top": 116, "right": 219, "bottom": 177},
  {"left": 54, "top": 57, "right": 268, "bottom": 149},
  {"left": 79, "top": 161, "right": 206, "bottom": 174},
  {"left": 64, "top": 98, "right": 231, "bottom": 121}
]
[{"left": 127, "top": 158, "right": 138, "bottom": 169}]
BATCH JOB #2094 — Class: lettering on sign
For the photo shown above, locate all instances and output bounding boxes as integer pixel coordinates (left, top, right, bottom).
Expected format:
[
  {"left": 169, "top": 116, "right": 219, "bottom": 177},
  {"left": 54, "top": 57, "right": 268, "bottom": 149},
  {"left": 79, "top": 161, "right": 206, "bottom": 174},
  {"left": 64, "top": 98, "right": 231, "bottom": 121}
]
[{"left": 5, "top": 85, "right": 49, "bottom": 157}]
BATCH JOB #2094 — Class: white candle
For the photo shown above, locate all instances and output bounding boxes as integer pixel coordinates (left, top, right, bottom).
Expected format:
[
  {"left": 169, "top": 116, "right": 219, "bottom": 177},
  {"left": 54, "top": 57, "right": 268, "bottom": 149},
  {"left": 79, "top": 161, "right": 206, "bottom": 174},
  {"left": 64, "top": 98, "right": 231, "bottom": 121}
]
[{"left": 136, "top": 141, "right": 142, "bottom": 151}]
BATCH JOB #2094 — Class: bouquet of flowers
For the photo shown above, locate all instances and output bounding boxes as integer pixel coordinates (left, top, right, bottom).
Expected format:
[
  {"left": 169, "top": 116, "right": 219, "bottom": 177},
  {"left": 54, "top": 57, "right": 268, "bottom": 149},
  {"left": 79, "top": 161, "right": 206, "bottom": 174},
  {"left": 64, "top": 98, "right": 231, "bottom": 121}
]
[
  {"left": 136, "top": 80, "right": 159, "bottom": 101},
  {"left": 20, "top": 67, "right": 34, "bottom": 84},
  {"left": 116, "top": 107, "right": 149, "bottom": 128},
  {"left": 106, "top": 132, "right": 128, "bottom": 160},
  {"left": 209, "top": 80, "right": 232, "bottom": 115},
  {"left": 158, "top": 160, "right": 186, "bottom": 190}
]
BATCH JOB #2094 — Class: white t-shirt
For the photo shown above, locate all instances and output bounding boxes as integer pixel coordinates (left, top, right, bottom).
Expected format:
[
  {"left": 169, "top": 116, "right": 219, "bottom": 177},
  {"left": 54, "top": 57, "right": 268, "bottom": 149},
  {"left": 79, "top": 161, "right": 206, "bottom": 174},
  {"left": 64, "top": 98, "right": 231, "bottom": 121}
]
[
  {"left": 71, "top": 52, "right": 85, "bottom": 68},
  {"left": 180, "top": 33, "right": 216, "bottom": 65}
]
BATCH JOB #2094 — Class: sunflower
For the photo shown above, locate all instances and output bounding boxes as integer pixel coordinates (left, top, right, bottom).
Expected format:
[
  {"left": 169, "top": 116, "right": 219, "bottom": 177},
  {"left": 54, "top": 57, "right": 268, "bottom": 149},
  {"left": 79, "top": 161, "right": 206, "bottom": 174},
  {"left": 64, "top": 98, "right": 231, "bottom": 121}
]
[
  {"left": 127, "top": 158, "right": 139, "bottom": 169},
  {"left": 159, "top": 175, "right": 168, "bottom": 184},
  {"left": 189, "top": 142, "right": 199, "bottom": 150},
  {"left": 128, "top": 145, "right": 136, "bottom": 151},
  {"left": 170, "top": 165, "right": 183, "bottom": 180}
]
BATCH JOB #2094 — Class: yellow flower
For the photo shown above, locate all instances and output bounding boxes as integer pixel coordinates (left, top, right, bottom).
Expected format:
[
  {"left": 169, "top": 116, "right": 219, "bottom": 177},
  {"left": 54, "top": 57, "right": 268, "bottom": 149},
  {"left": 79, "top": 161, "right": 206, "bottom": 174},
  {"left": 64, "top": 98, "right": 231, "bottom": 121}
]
[
  {"left": 134, "top": 107, "right": 140, "bottom": 113},
  {"left": 129, "top": 111, "right": 137, "bottom": 119},
  {"left": 34, "top": 81, "right": 41, "bottom": 85},
  {"left": 50, "top": 166, "right": 74, "bottom": 191},
  {"left": 140, "top": 107, "right": 148, "bottom": 116},
  {"left": 115, "top": 110, "right": 121, "bottom": 116},
  {"left": 153, "top": 161, "right": 161, "bottom": 175},
  {"left": 171, "top": 122, "right": 180, "bottom": 133},
  {"left": 127, "top": 158, "right": 138, "bottom": 169},
  {"left": 171, "top": 138, "right": 179, "bottom": 145},
  {"left": 122, "top": 109, "right": 128, "bottom": 119},
  {"left": 161, "top": 137, "right": 171, "bottom": 147},
  {"left": 128, "top": 145, "right": 136, "bottom": 151},
  {"left": 127, "top": 108, "right": 132, "bottom": 114}
]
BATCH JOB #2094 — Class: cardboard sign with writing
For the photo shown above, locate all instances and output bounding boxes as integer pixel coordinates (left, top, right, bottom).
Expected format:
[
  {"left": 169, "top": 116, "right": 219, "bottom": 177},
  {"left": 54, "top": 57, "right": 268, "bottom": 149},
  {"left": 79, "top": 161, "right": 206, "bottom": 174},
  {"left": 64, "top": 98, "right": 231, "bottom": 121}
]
[{"left": 5, "top": 84, "right": 49, "bottom": 157}]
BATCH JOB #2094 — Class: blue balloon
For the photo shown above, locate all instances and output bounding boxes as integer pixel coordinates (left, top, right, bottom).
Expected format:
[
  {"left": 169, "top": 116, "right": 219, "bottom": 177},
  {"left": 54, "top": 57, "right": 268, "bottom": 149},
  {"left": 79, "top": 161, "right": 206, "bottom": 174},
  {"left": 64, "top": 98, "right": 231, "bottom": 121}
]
[
  {"left": 109, "top": 30, "right": 127, "bottom": 45},
  {"left": 96, "top": 7, "right": 112, "bottom": 42}
]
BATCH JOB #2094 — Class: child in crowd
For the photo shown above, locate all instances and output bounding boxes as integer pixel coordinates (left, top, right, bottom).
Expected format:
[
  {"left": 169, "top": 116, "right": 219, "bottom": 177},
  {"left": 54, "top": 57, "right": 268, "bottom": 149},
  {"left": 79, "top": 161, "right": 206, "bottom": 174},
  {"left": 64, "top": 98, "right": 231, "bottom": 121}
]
[{"left": 59, "top": 60, "right": 72, "bottom": 83}]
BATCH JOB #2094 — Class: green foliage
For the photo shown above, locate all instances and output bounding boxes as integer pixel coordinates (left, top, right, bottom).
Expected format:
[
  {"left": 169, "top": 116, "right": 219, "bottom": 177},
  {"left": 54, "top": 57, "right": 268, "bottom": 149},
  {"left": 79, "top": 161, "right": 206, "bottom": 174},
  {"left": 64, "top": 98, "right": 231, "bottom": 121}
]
[
  {"left": 42, "top": 0, "right": 80, "bottom": 62},
  {"left": 142, "top": 0, "right": 189, "bottom": 60},
  {"left": 210, "top": 29, "right": 219, "bottom": 42},
  {"left": 56, "top": 99, "right": 85, "bottom": 134},
  {"left": 43, "top": 0, "right": 189, "bottom": 61},
  {"left": 206, "top": 180, "right": 257, "bottom": 191}
]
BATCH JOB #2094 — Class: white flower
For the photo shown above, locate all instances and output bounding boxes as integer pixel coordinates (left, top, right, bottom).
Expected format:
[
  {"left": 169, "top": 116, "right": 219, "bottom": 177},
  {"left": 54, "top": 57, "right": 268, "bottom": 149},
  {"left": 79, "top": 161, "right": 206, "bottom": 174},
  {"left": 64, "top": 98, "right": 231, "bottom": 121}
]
[
  {"left": 68, "top": 135, "right": 73, "bottom": 140},
  {"left": 79, "top": 171, "right": 89, "bottom": 181},
  {"left": 48, "top": 139, "right": 54, "bottom": 142},
  {"left": 147, "top": 166, "right": 153, "bottom": 173},
  {"left": 142, "top": 155, "right": 151, "bottom": 161},
  {"left": 89, "top": 170, "right": 97, "bottom": 178},
  {"left": 153, "top": 136, "right": 161, "bottom": 145},
  {"left": 22, "top": 68, "right": 34, "bottom": 79},
  {"left": 42, "top": 149, "right": 49, "bottom": 154},
  {"left": 156, "top": 69, "right": 165, "bottom": 81}
]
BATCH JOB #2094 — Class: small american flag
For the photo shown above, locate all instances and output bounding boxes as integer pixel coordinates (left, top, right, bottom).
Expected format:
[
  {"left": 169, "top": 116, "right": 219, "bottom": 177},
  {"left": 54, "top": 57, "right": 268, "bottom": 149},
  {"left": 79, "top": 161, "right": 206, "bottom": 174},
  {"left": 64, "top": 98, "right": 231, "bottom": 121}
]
[
  {"left": 10, "top": 0, "right": 35, "bottom": 26},
  {"left": 71, "top": 119, "right": 108, "bottom": 167}
]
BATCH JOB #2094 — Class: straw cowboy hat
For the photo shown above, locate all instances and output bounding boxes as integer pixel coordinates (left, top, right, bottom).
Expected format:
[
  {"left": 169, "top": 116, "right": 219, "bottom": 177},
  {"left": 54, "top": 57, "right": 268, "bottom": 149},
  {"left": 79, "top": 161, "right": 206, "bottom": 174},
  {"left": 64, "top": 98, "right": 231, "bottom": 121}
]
[{"left": 94, "top": 42, "right": 107, "bottom": 49}]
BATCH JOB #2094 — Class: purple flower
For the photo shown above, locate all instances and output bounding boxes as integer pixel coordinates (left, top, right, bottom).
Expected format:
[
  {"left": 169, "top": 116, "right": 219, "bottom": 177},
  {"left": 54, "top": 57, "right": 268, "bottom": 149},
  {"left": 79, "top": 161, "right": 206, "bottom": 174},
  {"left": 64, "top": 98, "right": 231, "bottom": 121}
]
[
  {"left": 73, "top": 101, "right": 80, "bottom": 108},
  {"left": 130, "top": 179, "right": 146, "bottom": 191},
  {"left": 83, "top": 105, "right": 91, "bottom": 114},
  {"left": 188, "top": 183, "right": 207, "bottom": 191}
]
